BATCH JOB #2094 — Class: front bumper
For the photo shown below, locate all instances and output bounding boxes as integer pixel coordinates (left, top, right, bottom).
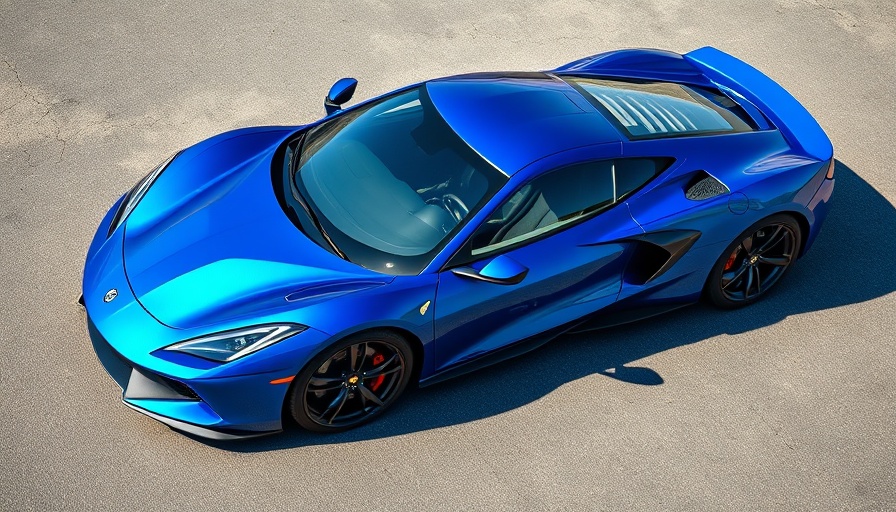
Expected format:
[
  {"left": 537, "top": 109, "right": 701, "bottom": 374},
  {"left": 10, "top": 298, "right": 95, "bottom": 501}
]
[
  {"left": 87, "top": 314, "right": 283, "bottom": 439},
  {"left": 122, "top": 402, "right": 271, "bottom": 440},
  {"left": 82, "top": 199, "right": 330, "bottom": 440}
]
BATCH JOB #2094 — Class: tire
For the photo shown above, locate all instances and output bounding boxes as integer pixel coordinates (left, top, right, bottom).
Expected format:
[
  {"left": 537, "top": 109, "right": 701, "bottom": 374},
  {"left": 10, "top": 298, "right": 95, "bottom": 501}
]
[
  {"left": 705, "top": 214, "right": 802, "bottom": 309},
  {"left": 287, "top": 330, "right": 414, "bottom": 433}
]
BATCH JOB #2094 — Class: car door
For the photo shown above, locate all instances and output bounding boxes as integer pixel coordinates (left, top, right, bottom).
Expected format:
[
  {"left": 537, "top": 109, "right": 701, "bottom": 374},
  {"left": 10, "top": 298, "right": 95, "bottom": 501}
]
[{"left": 432, "top": 158, "right": 660, "bottom": 373}]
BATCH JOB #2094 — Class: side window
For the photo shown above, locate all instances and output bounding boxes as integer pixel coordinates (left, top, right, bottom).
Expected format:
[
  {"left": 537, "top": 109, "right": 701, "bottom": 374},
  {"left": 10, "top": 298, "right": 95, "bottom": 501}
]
[
  {"left": 615, "top": 158, "right": 667, "bottom": 200},
  {"left": 470, "top": 158, "right": 669, "bottom": 255}
]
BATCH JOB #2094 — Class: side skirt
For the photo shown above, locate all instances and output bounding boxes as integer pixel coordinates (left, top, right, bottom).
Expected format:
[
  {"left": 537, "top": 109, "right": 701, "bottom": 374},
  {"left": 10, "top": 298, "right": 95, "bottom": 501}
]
[
  {"left": 418, "top": 300, "right": 694, "bottom": 388},
  {"left": 568, "top": 302, "right": 692, "bottom": 333}
]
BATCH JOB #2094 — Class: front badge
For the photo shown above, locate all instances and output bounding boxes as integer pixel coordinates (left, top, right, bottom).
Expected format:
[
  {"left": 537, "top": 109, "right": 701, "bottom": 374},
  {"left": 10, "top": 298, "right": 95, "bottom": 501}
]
[{"left": 103, "top": 288, "right": 118, "bottom": 303}]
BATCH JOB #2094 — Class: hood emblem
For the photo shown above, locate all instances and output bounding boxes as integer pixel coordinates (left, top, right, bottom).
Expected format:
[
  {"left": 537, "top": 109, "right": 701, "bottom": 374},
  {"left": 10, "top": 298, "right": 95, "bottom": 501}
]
[{"left": 103, "top": 288, "right": 118, "bottom": 303}]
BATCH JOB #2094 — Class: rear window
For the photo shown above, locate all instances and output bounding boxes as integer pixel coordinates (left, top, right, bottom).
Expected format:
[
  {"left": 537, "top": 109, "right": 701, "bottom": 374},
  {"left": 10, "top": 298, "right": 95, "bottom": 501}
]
[{"left": 563, "top": 77, "right": 756, "bottom": 139}]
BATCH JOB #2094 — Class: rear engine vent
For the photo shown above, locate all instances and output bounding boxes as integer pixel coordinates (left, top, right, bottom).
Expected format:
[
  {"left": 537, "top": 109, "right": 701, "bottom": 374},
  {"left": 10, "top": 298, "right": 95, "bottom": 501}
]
[{"left": 685, "top": 171, "right": 729, "bottom": 200}]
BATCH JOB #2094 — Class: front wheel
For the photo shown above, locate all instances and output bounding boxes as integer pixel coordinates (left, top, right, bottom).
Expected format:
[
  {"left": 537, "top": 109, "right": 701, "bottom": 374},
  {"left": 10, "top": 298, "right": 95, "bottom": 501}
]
[
  {"left": 288, "top": 330, "right": 413, "bottom": 433},
  {"left": 705, "top": 214, "right": 802, "bottom": 309}
]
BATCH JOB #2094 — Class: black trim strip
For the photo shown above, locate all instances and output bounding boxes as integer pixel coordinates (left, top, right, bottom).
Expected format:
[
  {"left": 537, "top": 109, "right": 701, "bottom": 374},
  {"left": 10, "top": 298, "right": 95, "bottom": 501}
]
[
  {"left": 450, "top": 266, "right": 528, "bottom": 285},
  {"left": 122, "top": 402, "right": 280, "bottom": 441}
]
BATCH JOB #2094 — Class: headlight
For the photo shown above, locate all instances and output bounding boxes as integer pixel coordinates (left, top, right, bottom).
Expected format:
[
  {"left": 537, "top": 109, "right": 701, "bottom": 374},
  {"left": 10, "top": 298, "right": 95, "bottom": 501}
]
[
  {"left": 108, "top": 152, "right": 179, "bottom": 234},
  {"left": 164, "top": 324, "right": 306, "bottom": 362}
]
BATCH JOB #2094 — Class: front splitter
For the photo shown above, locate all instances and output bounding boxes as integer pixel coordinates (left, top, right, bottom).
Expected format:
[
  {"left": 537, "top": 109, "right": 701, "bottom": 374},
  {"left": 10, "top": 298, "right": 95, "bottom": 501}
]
[{"left": 122, "top": 401, "right": 281, "bottom": 441}]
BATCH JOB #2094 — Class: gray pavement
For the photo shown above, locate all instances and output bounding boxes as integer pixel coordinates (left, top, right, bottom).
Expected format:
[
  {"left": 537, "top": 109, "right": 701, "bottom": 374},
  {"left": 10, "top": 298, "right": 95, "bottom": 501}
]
[{"left": 2, "top": 1, "right": 894, "bottom": 510}]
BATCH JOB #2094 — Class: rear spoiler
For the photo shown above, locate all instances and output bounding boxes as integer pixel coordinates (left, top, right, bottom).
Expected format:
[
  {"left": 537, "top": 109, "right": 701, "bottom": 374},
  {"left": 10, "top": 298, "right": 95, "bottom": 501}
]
[
  {"left": 554, "top": 47, "right": 833, "bottom": 161},
  {"left": 684, "top": 47, "right": 832, "bottom": 161}
]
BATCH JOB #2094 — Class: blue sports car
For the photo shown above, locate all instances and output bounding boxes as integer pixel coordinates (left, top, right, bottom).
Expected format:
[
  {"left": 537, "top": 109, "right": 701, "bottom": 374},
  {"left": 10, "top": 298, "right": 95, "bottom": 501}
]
[{"left": 81, "top": 47, "right": 834, "bottom": 439}]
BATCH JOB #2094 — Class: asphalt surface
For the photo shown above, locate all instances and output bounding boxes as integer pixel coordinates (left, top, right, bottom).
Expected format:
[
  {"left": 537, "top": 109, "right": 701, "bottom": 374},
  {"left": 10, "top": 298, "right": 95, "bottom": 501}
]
[{"left": 2, "top": 1, "right": 895, "bottom": 510}]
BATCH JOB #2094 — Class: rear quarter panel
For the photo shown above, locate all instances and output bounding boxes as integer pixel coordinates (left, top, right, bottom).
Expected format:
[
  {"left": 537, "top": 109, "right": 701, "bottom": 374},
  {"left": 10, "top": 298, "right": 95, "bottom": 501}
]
[
  {"left": 624, "top": 131, "right": 790, "bottom": 244},
  {"left": 621, "top": 130, "right": 828, "bottom": 301}
]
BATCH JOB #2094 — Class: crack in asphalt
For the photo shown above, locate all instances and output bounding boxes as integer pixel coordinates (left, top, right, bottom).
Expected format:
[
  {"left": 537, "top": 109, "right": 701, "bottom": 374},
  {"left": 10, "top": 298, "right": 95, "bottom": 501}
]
[
  {"left": 2, "top": 57, "right": 68, "bottom": 166},
  {"left": 805, "top": 0, "right": 859, "bottom": 27},
  {"left": 0, "top": 59, "right": 23, "bottom": 115}
]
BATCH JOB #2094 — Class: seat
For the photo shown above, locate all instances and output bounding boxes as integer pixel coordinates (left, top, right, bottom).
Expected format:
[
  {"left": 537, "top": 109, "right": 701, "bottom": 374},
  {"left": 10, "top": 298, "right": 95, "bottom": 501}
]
[
  {"left": 486, "top": 160, "right": 615, "bottom": 246},
  {"left": 489, "top": 190, "right": 557, "bottom": 245}
]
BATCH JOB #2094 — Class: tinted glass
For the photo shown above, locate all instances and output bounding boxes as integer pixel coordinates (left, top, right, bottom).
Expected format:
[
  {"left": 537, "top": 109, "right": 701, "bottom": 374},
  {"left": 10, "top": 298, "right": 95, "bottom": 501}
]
[
  {"left": 615, "top": 158, "right": 666, "bottom": 199},
  {"left": 470, "top": 158, "right": 667, "bottom": 255},
  {"left": 564, "top": 77, "right": 755, "bottom": 139},
  {"left": 289, "top": 86, "right": 507, "bottom": 275}
]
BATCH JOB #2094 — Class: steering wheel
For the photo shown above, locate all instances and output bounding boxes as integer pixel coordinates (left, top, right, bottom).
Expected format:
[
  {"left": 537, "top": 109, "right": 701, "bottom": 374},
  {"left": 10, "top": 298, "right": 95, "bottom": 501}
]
[{"left": 441, "top": 193, "right": 469, "bottom": 223}]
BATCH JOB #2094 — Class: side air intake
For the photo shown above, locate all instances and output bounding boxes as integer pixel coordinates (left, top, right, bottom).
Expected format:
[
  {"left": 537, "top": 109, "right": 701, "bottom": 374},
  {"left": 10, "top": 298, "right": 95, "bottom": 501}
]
[
  {"left": 685, "top": 171, "right": 729, "bottom": 200},
  {"left": 622, "top": 230, "right": 702, "bottom": 285}
]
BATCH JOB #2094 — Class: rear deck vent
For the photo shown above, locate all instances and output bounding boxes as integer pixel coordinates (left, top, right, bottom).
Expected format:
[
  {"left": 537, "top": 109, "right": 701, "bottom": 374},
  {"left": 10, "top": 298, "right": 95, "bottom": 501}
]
[{"left": 685, "top": 171, "right": 729, "bottom": 200}]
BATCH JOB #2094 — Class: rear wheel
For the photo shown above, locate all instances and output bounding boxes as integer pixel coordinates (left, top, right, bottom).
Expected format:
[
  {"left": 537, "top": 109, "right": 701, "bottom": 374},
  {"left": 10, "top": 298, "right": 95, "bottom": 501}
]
[
  {"left": 288, "top": 330, "right": 413, "bottom": 433},
  {"left": 706, "top": 214, "right": 801, "bottom": 309}
]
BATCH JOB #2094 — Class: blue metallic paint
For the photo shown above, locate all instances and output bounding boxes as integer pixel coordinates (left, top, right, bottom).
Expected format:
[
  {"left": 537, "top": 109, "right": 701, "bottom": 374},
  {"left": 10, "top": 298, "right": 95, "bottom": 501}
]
[
  {"left": 554, "top": 48, "right": 713, "bottom": 86},
  {"left": 434, "top": 203, "right": 641, "bottom": 371},
  {"left": 82, "top": 47, "right": 834, "bottom": 438},
  {"left": 684, "top": 47, "right": 833, "bottom": 160},
  {"left": 478, "top": 254, "right": 529, "bottom": 282},
  {"left": 427, "top": 74, "right": 622, "bottom": 174}
]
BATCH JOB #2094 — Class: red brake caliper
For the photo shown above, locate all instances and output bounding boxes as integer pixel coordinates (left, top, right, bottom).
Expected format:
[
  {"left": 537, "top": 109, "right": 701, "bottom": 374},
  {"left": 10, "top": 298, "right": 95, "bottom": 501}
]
[
  {"left": 723, "top": 248, "right": 740, "bottom": 271},
  {"left": 370, "top": 353, "right": 385, "bottom": 391}
]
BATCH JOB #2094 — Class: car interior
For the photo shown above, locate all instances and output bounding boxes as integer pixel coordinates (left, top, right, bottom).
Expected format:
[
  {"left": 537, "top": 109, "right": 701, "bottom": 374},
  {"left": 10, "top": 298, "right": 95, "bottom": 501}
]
[
  {"left": 297, "top": 84, "right": 665, "bottom": 264},
  {"left": 297, "top": 88, "right": 496, "bottom": 257},
  {"left": 470, "top": 158, "right": 661, "bottom": 254}
]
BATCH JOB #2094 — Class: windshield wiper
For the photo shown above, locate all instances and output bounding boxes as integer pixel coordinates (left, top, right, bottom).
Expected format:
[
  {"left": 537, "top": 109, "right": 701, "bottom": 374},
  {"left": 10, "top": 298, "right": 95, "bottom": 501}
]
[{"left": 288, "top": 142, "right": 349, "bottom": 261}]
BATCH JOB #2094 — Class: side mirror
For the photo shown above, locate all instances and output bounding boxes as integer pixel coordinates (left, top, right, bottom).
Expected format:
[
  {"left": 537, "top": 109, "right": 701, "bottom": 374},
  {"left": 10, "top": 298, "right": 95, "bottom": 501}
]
[
  {"left": 451, "top": 255, "right": 529, "bottom": 285},
  {"left": 325, "top": 78, "right": 358, "bottom": 115}
]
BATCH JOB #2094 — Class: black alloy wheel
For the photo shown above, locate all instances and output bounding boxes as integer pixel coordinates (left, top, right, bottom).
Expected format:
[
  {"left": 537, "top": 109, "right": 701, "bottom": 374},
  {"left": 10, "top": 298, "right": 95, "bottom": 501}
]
[
  {"left": 706, "top": 214, "right": 802, "bottom": 309},
  {"left": 289, "top": 330, "right": 413, "bottom": 432}
]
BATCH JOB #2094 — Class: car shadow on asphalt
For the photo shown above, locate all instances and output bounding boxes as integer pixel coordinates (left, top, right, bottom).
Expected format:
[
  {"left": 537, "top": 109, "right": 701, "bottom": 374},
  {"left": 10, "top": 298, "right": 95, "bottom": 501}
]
[{"left": 202, "top": 160, "right": 894, "bottom": 452}]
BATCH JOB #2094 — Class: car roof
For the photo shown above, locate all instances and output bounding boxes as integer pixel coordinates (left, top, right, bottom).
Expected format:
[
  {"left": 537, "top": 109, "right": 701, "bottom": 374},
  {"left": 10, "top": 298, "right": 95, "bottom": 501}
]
[{"left": 426, "top": 72, "right": 623, "bottom": 175}]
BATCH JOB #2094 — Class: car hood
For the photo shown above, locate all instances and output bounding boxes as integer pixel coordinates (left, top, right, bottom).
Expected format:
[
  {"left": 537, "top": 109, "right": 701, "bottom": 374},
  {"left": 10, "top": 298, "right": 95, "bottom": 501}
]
[{"left": 123, "top": 126, "right": 389, "bottom": 330}]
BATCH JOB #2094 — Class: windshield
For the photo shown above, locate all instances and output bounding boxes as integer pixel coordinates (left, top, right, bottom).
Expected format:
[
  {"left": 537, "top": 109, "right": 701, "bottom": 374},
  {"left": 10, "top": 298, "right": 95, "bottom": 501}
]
[{"left": 286, "top": 86, "right": 507, "bottom": 275}]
